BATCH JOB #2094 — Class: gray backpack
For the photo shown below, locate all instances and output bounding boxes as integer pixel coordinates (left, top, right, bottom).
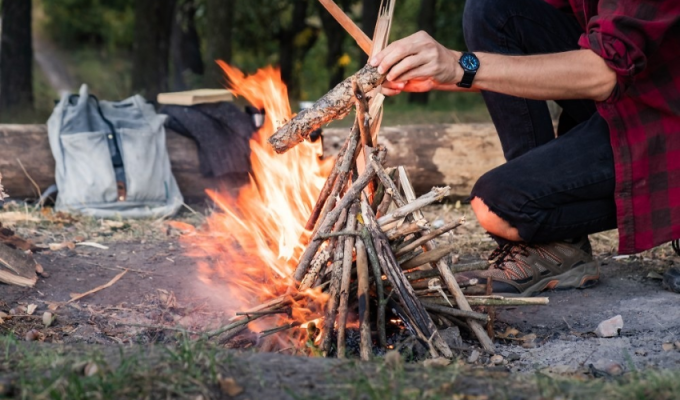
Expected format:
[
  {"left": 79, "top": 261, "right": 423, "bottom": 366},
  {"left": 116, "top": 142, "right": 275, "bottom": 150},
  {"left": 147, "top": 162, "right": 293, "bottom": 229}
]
[{"left": 47, "top": 84, "right": 183, "bottom": 218}]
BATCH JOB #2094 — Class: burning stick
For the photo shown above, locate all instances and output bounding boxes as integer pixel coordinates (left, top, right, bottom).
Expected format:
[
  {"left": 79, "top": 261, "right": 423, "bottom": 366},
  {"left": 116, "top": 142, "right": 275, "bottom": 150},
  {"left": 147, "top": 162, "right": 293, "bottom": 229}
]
[
  {"left": 268, "top": 64, "right": 384, "bottom": 154},
  {"left": 336, "top": 203, "right": 359, "bottom": 358},
  {"left": 355, "top": 236, "right": 372, "bottom": 361},
  {"left": 293, "top": 148, "right": 382, "bottom": 281},
  {"left": 306, "top": 126, "right": 361, "bottom": 231}
]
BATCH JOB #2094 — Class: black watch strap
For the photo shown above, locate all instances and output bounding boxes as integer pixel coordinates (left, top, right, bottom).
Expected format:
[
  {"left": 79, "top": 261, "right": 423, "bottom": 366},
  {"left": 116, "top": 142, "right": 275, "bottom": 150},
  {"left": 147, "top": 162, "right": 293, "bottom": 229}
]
[{"left": 457, "top": 70, "right": 476, "bottom": 88}]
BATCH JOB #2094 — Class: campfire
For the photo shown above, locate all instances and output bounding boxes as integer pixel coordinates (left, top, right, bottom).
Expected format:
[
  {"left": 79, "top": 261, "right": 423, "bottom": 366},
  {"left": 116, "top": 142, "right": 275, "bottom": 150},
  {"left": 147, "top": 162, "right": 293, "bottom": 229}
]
[{"left": 185, "top": 2, "right": 548, "bottom": 359}]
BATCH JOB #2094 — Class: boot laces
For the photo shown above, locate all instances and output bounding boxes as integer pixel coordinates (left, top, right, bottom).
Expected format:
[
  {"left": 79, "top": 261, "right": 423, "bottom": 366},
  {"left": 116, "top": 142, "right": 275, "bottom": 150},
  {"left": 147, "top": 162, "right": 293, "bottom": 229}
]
[{"left": 488, "top": 243, "right": 531, "bottom": 270}]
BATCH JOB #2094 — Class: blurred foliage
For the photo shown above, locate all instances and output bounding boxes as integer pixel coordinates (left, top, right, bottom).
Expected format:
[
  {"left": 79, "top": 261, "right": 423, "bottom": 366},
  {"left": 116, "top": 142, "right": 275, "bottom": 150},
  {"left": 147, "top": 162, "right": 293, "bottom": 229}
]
[
  {"left": 41, "top": 0, "right": 134, "bottom": 49},
  {"left": 17, "top": 0, "right": 487, "bottom": 123}
]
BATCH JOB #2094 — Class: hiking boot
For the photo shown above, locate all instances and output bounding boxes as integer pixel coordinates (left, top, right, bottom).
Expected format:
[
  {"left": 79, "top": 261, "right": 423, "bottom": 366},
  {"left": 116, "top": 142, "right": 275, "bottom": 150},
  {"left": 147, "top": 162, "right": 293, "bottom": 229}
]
[{"left": 458, "top": 237, "right": 600, "bottom": 296}]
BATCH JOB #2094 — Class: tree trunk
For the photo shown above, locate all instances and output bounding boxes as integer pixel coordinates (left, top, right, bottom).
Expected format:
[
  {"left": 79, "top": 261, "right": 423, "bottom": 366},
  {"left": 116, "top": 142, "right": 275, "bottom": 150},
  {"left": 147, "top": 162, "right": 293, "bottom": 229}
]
[
  {"left": 132, "top": 0, "right": 177, "bottom": 101},
  {"left": 171, "top": 0, "right": 204, "bottom": 91},
  {"left": 204, "top": 0, "right": 234, "bottom": 87},
  {"left": 408, "top": 0, "right": 437, "bottom": 105},
  {"left": 318, "top": 0, "right": 353, "bottom": 90},
  {"left": 359, "top": 0, "right": 380, "bottom": 65},
  {"left": 278, "top": 0, "right": 319, "bottom": 100},
  {"left": 0, "top": 123, "right": 503, "bottom": 200},
  {"left": 0, "top": 0, "right": 34, "bottom": 115}
]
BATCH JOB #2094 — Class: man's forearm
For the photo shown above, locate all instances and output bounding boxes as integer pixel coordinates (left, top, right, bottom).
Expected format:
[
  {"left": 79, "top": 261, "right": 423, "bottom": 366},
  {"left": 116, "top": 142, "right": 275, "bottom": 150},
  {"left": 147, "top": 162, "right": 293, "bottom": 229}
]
[{"left": 438, "top": 49, "right": 617, "bottom": 102}]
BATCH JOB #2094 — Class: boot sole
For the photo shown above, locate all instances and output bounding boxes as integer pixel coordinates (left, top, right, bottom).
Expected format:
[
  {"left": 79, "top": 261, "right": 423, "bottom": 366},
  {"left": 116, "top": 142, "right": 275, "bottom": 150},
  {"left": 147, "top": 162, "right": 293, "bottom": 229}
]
[{"left": 518, "top": 261, "right": 600, "bottom": 297}]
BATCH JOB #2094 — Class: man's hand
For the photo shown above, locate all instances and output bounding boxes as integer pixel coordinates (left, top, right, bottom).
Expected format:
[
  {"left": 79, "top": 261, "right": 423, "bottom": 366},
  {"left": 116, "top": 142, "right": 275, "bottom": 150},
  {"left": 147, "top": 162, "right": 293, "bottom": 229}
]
[{"left": 370, "top": 31, "right": 463, "bottom": 96}]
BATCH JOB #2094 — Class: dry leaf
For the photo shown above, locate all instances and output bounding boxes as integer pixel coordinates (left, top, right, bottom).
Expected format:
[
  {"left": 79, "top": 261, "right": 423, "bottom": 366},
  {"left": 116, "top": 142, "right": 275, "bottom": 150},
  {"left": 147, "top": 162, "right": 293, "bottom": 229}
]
[
  {"left": 219, "top": 377, "right": 244, "bottom": 396},
  {"left": 24, "top": 329, "right": 43, "bottom": 342},
  {"left": 662, "top": 343, "right": 674, "bottom": 351},
  {"left": 47, "top": 303, "right": 59, "bottom": 311},
  {"left": 42, "top": 311, "right": 55, "bottom": 327},
  {"left": 35, "top": 263, "right": 44, "bottom": 274},
  {"left": 384, "top": 350, "right": 402, "bottom": 370},
  {"left": 102, "top": 220, "right": 125, "bottom": 229},
  {"left": 26, "top": 304, "right": 37, "bottom": 315}
]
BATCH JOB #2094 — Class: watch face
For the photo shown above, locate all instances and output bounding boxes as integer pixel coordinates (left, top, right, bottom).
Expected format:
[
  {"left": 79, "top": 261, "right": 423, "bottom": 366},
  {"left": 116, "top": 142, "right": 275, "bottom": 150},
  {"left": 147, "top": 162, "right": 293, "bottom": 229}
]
[{"left": 460, "top": 54, "right": 479, "bottom": 71}]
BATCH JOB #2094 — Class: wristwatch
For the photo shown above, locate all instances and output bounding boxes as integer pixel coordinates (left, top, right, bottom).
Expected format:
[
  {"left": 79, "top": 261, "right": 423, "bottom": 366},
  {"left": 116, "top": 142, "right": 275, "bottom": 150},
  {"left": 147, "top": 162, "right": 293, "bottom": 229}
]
[{"left": 457, "top": 52, "right": 480, "bottom": 88}]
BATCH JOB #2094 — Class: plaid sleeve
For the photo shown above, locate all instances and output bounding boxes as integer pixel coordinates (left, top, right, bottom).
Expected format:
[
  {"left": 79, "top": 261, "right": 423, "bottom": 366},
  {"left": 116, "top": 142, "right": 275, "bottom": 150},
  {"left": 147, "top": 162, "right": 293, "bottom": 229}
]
[{"left": 579, "top": 0, "right": 680, "bottom": 101}]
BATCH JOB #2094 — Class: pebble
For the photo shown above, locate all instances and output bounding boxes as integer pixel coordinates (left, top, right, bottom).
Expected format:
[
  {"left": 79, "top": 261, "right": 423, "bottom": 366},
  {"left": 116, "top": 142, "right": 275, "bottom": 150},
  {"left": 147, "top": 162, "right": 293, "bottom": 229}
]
[
  {"left": 490, "top": 355, "right": 504, "bottom": 365},
  {"left": 662, "top": 267, "right": 680, "bottom": 293},
  {"left": 594, "top": 315, "right": 623, "bottom": 338},
  {"left": 662, "top": 342, "right": 674, "bottom": 351},
  {"left": 507, "top": 352, "right": 521, "bottom": 362},
  {"left": 467, "top": 350, "right": 480, "bottom": 364},
  {"left": 635, "top": 349, "right": 647, "bottom": 356}
]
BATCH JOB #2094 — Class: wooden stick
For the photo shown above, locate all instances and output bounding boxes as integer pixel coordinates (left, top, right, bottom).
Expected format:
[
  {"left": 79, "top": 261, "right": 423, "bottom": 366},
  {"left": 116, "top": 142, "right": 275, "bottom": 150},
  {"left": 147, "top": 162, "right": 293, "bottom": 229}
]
[
  {"left": 423, "top": 296, "right": 549, "bottom": 307},
  {"left": 386, "top": 219, "right": 428, "bottom": 240},
  {"left": 486, "top": 277, "right": 495, "bottom": 340},
  {"left": 305, "top": 134, "right": 350, "bottom": 230},
  {"left": 356, "top": 236, "right": 372, "bottom": 361},
  {"left": 268, "top": 64, "right": 384, "bottom": 154},
  {"left": 420, "top": 302, "right": 489, "bottom": 322},
  {"left": 319, "top": 211, "right": 352, "bottom": 355},
  {"left": 398, "top": 168, "right": 495, "bottom": 353},
  {"left": 360, "top": 196, "right": 387, "bottom": 349},
  {"left": 395, "top": 219, "right": 463, "bottom": 256},
  {"left": 318, "top": 0, "right": 373, "bottom": 55},
  {"left": 68, "top": 269, "right": 128, "bottom": 303},
  {"left": 377, "top": 186, "right": 450, "bottom": 227},
  {"left": 361, "top": 197, "right": 452, "bottom": 358},
  {"left": 311, "top": 124, "right": 361, "bottom": 237},
  {"left": 299, "top": 247, "right": 333, "bottom": 290},
  {"left": 400, "top": 244, "right": 457, "bottom": 270},
  {"left": 293, "top": 150, "right": 381, "bottom": 281},
  {"left": 337, "top": 202, "right": 359, "bottom": 359},
  {"left": 353, "top": 79, "right": 372, "bottom": 148}
]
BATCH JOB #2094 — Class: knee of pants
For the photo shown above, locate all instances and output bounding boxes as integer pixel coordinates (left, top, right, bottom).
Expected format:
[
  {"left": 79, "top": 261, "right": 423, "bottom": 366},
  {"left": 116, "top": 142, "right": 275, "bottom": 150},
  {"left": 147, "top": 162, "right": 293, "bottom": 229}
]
[
  {"left": 470, "top": 167, "right": 520, "bottom": 220},
  {"left": 463, "top": 0, "right": 509, "bottom": 52}
]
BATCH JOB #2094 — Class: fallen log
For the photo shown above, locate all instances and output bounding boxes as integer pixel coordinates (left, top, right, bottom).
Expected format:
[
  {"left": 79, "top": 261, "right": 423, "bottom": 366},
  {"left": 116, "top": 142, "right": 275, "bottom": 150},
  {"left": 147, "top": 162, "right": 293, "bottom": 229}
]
[
  {"left": 268, "top": 64, "right": 384, "bottom": 154},
  {"left": 0, "top": 123, "right": 503, "bottom": 200}
]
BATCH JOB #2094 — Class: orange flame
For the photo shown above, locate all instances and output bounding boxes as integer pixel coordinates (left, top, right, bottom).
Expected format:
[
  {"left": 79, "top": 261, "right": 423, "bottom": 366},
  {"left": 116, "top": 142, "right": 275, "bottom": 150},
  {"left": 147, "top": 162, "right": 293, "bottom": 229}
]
[{"left": 185, "top": 62, "right": 332, "bottom": 337}]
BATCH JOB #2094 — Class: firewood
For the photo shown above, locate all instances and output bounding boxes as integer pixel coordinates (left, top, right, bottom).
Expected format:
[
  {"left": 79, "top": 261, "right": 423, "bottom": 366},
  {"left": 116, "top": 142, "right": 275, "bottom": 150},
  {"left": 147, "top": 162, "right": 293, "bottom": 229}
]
[
  {"left": 353, "top": 80, "right": 372, "bottom": 148},
  {"left": 0, "top": 242, "right": 37, "bottom": 287},
  {"left": 355, "top": 236, "right": 372, "bottom": 361},
  {"left": 300, "top": 207, "right": 348, "bottom": 290},
  {"left": 397, "top": 168, "right": 496, "bottom": 353},
  {"left": 305, "top": 135, "right": 349, "bottom": 230},
  {"left": 399, "top": 244, "right": 457, "bottom": 270},
  {"left": 385, "top": 219, "right": 428, "bottom": 240},
  {"left": 336, "top": 202, "right": 359, "bottom": 359},
  {"left": 318, "top": 0, "right": 373, "bottom": 55},
  {"left": 395, "top": 219, "right": 463, "bottom": 256},
  {"left": 360, "top": 197, "right": 387, "bottom": 348},
  {"left": 423, "top": 296, "right": 550, "bottom": 307},
  {"left": 360, "top": 197, "right": 452, "bottom": 359},
  {"left": 293, "top": 147, "right": 383, "bottom": 281},
  {"left": 268, "top": 64, "right": 384, "bottom": 154},
  {"left": 420, "top": 302, "right": 489, "bottom": 322},
  {"left": 377, "top": 186, "right": 450, "bottom": 227}
]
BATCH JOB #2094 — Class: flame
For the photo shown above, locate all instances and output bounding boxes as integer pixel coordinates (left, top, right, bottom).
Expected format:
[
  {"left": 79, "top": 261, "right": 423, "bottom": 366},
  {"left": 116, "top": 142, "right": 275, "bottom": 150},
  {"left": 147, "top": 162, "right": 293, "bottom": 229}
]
[{"left": 185, "top": 62, "right": 332, "bottom": 341}]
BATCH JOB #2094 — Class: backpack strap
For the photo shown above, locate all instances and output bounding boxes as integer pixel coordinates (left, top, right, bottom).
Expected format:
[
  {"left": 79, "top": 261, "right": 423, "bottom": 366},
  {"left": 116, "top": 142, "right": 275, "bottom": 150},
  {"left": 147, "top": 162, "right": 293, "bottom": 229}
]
[{"left": 89, "top": 95, "right": 127, "bottom": 201}]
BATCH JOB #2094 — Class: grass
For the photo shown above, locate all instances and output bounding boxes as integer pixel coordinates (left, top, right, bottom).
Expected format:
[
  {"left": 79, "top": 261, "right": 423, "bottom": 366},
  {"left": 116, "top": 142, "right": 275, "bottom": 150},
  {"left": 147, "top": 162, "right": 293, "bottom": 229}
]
[{"left": 2, "top": 331, "right": 679, "bottom": 400}]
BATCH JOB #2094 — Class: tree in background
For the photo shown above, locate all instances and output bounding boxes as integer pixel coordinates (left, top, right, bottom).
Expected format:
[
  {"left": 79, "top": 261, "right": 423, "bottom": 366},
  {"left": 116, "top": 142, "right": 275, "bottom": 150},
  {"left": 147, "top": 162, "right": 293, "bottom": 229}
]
[
  {"left": 277, "top": 0, "right": 320, "bottom": 99},
  {"left": 318, "top": 0, "right": 354, "bottom": 90},
  {"left": 359, "top": 0, "right": 380, "bottom": 66},
  {"left": 204, "top": 0, "right": 234, "bottom": 87},
  {"left": 132, "top": 0, "right": 177, "bottom": 101},
  {"left": 0, "top": 0, "right": 34, "bottom": 114},
  {"left": 408, "top": 0, "right": 436, "bottom": 104},
  {"left": 171, "top": 0, "right": 205, "bottom": 90}
]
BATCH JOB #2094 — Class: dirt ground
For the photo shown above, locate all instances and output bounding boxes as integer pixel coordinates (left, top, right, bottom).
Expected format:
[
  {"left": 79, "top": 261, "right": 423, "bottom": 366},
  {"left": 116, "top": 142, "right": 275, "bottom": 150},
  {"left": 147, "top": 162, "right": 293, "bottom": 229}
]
[{"left": 1, "top": 202, "right": 679, "bottom": 398}]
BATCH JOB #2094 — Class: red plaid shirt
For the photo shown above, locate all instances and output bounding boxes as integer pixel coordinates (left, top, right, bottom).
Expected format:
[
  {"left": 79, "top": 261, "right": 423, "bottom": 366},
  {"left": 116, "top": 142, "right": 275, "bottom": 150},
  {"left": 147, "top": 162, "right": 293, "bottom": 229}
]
[{"left": 545, "top": 0, "right": 680, "bottom": 254}]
